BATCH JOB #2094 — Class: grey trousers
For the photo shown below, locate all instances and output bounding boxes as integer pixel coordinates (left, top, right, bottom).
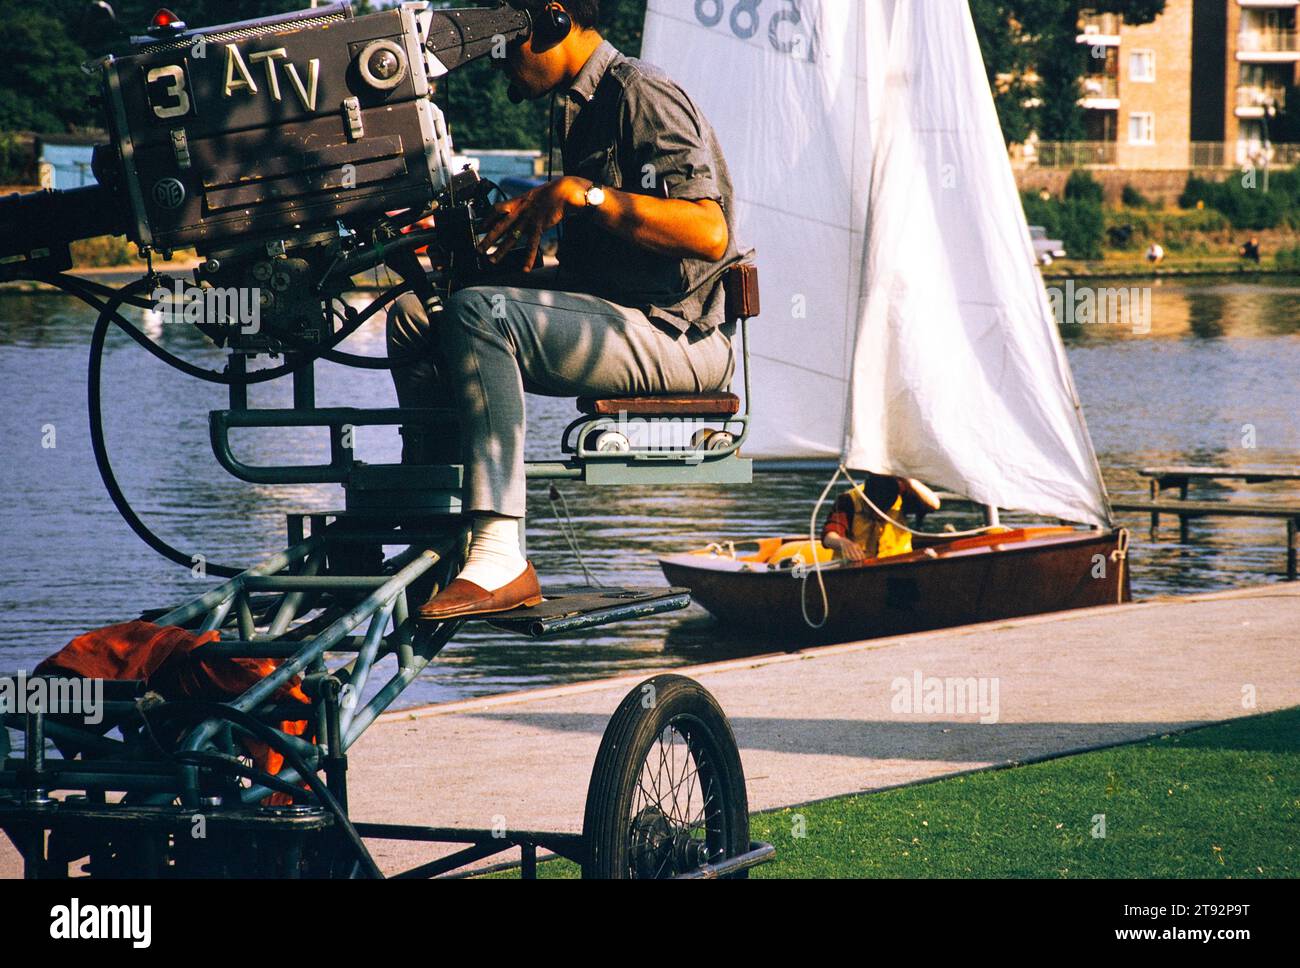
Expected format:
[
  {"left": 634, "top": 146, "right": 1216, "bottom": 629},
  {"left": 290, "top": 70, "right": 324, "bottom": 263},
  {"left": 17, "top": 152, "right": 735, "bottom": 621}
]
[{"left": 386, "top": 285, "right": 736, "bottom": 517}]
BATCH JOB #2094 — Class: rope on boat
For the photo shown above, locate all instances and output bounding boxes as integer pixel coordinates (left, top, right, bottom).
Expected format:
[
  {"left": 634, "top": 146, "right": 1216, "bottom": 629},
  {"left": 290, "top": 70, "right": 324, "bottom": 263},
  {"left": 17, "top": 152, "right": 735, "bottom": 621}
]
[
  {"left": 838, "top": 467, "right": 1002, "bottom": 542},
  {"left": 800, "top": 464, "right": 1003, "bottom": 630},
  {"left": 800, "top": 466, "right": 848, "bottom": 629},
  {"left": 1110, "top": 527, "right": 1130, "bottom": 603}
]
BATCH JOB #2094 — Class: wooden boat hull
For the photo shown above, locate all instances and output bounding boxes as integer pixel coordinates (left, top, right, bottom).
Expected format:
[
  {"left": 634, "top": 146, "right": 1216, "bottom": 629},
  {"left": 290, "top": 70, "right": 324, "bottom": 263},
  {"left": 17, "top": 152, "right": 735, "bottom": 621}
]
[{"left": 659, "top": 528, "right": 1131, "bottom": 643}]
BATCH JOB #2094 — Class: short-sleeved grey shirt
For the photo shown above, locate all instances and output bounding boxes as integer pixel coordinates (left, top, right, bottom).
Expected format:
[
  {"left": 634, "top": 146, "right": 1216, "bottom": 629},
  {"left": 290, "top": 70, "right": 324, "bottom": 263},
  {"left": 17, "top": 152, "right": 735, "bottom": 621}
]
[{"left": 555, "top": 41, "right": 747, "bottom": 334}]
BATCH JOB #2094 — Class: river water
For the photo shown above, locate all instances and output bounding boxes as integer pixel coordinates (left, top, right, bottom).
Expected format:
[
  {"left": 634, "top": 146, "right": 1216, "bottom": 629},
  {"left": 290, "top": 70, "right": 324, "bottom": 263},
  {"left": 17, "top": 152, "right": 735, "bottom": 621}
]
[{"left": 1, "top": 275, "right": 1297, "bottom": 706}]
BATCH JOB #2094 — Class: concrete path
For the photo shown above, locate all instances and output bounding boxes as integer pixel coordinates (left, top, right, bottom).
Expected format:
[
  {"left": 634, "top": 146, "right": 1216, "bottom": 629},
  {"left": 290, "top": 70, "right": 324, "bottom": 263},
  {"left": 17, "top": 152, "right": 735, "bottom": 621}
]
[{"left": 4, "top": 583, "right": 1298, "bottom": 877}]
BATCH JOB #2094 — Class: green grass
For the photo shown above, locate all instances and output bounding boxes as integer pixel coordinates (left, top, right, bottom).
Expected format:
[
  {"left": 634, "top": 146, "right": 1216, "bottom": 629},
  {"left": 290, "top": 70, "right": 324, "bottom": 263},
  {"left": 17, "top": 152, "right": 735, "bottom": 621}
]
[{"left": 486, "top": 707, "right": 1300, "bottom": 878}]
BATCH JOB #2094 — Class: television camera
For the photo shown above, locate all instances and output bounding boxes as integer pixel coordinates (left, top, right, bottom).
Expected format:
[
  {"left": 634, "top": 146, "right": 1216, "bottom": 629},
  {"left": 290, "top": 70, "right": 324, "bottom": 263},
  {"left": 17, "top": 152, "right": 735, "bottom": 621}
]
[{"left": 0, "top": 0, "right": 540, "bottom": 352}]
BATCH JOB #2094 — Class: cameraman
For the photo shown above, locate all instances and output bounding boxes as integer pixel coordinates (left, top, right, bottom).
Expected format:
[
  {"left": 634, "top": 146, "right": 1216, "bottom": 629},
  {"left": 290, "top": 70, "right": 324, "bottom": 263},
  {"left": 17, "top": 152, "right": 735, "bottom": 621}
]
[{"left": 389, "top": 0, "right": 747, "bottom": 619}]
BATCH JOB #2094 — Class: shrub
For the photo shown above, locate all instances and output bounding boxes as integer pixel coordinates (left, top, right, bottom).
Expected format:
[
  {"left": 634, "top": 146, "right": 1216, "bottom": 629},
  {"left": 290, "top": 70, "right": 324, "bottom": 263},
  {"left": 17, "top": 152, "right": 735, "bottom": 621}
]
[
  {"left": 1021, "top": 190, "right": 1104, "bottom": 260},
  {"left": 1179, "top": 170, "right": 1299, "bottom": 229},
  {"left": 1267, "top": 165, "right": 1300, "bottom": 198},
  {"left": 70, "top": 235, "right": 136, "bottom": 267},
  {"left": 1100, "top": 207, "right": 1231, "bottom": 254},
  {"left": 1059, "top": 199, "right": 1104, "bottom": 259},
  {"left": 1021, "top": 190, "right": 1056, "bottom": 233},
  {"left": 1064, "top": 170, "right": 1104, "bottom": 204},
  {"left": 1121, "top": 184, "right": 1151, "bottom": 208},
  {"left": 0, "top": 132, "right": 33, "bottom": 184}
]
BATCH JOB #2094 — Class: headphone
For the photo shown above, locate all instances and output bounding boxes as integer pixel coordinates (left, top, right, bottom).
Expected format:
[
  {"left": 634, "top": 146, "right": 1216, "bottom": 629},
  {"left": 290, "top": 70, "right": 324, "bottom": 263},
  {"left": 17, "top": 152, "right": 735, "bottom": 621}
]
[{"left": 530, "top": 2, "right": 573, "bottom": 50}]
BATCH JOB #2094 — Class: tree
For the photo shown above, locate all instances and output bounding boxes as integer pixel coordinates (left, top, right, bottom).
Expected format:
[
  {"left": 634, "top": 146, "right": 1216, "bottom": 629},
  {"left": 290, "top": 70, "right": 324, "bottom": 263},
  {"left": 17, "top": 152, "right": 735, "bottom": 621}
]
[
  {"left": 0, "top": 2, "right": 100, "bottom": 132},
  {"left": 971, "top": 0, "right": 1167, "bottom": 144},
  {"left": 0, "top": 1, "right": 310, "bottom": 133},
  {"left": 600, "top": 0, "right": 647, "bottom": 55},
  {"left": 440, "top": 0, "right": 649, "bottom": 152},
  {"left": 970, "top": 0, "right": 1038, "bottom": 145}
]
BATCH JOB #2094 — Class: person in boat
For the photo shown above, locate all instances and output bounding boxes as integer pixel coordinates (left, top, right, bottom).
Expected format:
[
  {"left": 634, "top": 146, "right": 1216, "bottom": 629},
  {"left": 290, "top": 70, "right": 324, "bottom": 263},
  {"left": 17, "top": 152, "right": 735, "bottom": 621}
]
[
  {"left": 821, "top": 475, "right": 942, "bottom": 562},
  {"left": 386, "top": 0, "right": 746, "bottom": 619}
]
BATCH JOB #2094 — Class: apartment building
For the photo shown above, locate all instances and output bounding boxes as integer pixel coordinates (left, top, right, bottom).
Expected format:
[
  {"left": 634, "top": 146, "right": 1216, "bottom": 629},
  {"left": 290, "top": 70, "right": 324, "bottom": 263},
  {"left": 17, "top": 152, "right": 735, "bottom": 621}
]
[
  {"left": 1034, "top": 0, "right": 1299, "bottom": 169},
  {"left": 1079, "top": 2, "right": 1197, "bottom": 167},
  {"left": 1227, "top": 1, "right": 1300, "bottom": 163}
]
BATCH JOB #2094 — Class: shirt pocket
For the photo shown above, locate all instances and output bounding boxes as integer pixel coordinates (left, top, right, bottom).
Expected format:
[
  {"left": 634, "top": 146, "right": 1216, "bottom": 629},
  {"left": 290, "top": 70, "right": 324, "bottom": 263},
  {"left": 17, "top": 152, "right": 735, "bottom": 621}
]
[{"left": 572, "top": 144, "right": 620, "bottom": 188}]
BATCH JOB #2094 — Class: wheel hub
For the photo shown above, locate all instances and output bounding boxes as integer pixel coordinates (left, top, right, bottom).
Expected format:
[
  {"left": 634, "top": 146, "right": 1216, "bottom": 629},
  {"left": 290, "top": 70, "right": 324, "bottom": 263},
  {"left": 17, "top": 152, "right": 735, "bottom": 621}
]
[{"left": 629, "top": 805, "right": 709, "bottom": 878}]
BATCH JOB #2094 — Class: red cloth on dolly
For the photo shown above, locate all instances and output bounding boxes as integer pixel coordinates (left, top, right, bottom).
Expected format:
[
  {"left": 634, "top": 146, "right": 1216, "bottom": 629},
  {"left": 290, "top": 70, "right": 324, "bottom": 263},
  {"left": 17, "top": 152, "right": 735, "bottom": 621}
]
[{"left": 36, "top": 620, "right": 311, "bottom": 794}]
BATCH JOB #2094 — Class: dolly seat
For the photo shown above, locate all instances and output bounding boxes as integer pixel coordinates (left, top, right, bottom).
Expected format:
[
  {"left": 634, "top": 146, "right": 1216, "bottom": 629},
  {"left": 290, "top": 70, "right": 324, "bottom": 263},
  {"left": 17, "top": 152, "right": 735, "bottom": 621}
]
[
  {"left": 576, "top": 393, "right": 741, "bottom": 417},
  {"left": 574, "top": 264, "right": 760, "bottom": 421},
  {"left": 556, "top": 264, "right": 759, "bottom": 484}
]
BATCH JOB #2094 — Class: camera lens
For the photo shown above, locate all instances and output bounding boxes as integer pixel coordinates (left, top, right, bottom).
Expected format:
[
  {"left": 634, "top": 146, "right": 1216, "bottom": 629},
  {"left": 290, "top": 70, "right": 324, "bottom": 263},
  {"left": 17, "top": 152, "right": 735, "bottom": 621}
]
[
  {"left": 369, "top": 49, "right": 398, "bottom": 79},
  {"left": 357, "top": 40, "right": 407, "bottom": 91}
]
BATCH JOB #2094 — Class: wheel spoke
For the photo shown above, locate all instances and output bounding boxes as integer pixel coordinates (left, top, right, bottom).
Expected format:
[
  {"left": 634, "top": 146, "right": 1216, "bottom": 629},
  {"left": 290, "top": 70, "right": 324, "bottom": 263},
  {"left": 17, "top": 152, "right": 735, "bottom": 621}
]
[
  {"left": 667, "top": 729, "right": 685, "bottom": 826},
  {"left": 619, "top": 712, "right": 735, "bottom": 877}
]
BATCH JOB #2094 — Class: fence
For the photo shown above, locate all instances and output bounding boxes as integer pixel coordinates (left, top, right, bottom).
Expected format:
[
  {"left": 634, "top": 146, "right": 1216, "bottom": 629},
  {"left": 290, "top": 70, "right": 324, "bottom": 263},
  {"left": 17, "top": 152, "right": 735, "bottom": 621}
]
[
  {"left": 1021, "top": 141, "right": 1117, "bottom": 168},
  {"left": 1021, "top": 141, "right": 1300, "bottom": 170}
]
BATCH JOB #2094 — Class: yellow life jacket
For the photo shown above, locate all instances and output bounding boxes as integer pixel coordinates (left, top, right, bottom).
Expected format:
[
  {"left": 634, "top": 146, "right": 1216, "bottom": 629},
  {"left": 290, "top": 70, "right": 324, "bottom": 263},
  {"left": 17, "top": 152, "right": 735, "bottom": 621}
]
[
  {"left": 768, "top": 539, "right": 836, "bottom": 568},
  {"left": 846, "top": 485, "right": 912, "bottom": 558}
]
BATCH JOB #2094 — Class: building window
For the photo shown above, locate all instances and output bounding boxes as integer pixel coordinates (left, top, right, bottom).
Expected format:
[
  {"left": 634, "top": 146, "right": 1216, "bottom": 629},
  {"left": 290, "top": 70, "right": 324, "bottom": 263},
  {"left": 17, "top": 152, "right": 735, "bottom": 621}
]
[
  {"left": 1128, "top": 112, "right": 1155, "bottom": 144},
  {"left": 1129, "top": 49, "right": 1155, "bottom": 82}
]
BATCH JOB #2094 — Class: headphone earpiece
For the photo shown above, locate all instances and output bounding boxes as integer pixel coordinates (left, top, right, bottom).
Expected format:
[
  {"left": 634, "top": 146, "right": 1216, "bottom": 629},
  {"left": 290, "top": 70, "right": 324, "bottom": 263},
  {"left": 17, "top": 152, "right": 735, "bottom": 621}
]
[{"left": 532, "top": 2, "right": 572, "bottom": 49}]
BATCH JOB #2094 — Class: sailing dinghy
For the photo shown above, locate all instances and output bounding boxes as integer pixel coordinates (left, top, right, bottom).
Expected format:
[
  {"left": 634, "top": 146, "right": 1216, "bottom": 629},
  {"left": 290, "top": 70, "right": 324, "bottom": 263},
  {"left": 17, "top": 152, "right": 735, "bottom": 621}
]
[{"left": 647, "top": 0, "right": 1130, "bottom": 640}]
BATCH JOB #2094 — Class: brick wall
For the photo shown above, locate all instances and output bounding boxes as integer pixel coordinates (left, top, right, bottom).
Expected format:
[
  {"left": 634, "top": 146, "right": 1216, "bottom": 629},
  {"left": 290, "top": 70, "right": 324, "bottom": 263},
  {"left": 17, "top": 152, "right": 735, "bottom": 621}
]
[{"left": 1014, "top": 167, "right": 1233, "bottom": 205}]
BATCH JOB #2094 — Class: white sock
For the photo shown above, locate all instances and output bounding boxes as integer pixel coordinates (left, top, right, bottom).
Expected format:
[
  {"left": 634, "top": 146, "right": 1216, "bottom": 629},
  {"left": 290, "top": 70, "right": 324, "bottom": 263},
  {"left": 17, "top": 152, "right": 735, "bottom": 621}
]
[{"left": 455, "top": 515, "right": 527, "bottom": 591}]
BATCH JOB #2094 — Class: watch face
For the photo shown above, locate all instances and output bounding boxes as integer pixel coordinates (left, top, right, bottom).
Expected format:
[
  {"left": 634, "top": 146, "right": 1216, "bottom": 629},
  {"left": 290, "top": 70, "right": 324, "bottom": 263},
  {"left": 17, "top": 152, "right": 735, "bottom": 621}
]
[{"left": 586, "top": 186, "right": 606, "bottom": 207}]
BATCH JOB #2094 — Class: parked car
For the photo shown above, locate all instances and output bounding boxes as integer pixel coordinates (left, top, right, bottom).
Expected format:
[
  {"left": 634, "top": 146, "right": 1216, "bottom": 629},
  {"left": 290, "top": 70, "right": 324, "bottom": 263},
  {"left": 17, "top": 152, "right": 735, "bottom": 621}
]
[{"left": 1029, "top": 225, "right": 1067, "bottom": 266}]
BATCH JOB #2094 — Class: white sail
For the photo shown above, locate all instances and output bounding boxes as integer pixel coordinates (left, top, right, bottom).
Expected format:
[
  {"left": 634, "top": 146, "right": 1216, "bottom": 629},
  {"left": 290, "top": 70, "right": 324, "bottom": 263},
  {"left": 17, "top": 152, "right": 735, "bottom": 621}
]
[
  {"left": 643, "top": 1, "right": 1111, "bottom": 527},
  {"left": 643, "top": 0, "right": 890, "bottom": 459},
  {"left": 841, "top": 0, "right": 1112, "bottom": 527}
]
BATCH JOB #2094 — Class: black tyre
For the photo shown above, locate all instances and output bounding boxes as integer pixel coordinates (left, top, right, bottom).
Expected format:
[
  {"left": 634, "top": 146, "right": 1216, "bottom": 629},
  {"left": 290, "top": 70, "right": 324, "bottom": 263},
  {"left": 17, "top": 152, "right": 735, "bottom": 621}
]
[{"left": 582, "top": 674, "right": 750, "bottom": 879}]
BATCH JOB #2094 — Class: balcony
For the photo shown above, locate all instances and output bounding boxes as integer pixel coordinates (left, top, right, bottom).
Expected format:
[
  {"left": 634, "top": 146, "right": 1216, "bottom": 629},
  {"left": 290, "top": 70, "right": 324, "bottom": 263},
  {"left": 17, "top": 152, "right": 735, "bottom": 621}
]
[
  {"left": 1235, "top": 83, "right": 1287, "bottom": 117},
  {"left": 1237, "top": 29, "right": 1300, "bottom": 60},
  {"left": 1077, "top": 12, "right": 1122, "bottom": 45},
  {"left": 1080, "top": 74, "right": 1120, "bottom": 109}
]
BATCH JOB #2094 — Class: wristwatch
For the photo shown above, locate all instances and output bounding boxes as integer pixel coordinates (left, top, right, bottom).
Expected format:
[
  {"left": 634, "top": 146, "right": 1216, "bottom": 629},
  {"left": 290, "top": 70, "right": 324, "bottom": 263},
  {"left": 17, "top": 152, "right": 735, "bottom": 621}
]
[{"left": 583, "top": 183, "right": 607, "bottom": 210}]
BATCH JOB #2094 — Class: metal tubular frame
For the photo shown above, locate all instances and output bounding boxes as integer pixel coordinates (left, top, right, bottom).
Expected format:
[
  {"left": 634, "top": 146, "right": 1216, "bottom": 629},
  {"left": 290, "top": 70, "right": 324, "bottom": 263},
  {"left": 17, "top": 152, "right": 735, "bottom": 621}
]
[
  {"left": 0, "top": 504, "right": 741, "bottom": 877},
  {"left": 1, "top": 276, "right": 771, "bottom": 880},
  {"left": 210, "top": 319, "right": 755, "bottom": 492}
]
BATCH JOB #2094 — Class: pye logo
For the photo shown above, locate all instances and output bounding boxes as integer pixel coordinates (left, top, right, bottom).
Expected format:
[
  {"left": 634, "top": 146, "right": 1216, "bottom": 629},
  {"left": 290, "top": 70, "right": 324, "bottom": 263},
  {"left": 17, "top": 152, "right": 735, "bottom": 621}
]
[{"left": 49, "top": 898, "right": 151, "bottom": 949}]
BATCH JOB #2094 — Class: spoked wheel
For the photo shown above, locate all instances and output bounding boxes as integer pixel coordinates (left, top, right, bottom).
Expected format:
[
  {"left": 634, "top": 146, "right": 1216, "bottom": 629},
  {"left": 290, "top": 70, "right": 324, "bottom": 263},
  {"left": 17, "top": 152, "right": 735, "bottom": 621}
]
[{"left": 582, "top": 674, "right": 749, "bottom": 879}]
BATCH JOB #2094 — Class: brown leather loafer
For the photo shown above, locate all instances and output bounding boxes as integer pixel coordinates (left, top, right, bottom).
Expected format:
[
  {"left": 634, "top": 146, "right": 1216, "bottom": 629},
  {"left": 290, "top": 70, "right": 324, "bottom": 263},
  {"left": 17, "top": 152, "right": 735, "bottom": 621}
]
[{"left": 416, "top": 562, "right": 543, "bottom": 621}]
